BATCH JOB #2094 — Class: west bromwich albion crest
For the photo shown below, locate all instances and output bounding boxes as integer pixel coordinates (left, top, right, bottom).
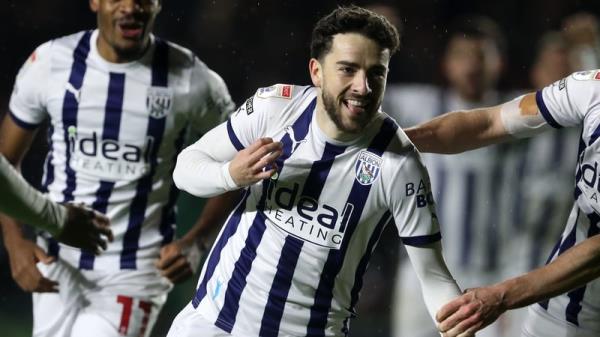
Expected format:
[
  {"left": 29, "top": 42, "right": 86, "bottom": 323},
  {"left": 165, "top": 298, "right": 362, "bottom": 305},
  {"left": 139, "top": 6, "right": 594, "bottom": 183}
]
[
  {"left": 146, "top": 87, "right": 173, "bottom": 118},
  {"left": 355, "top": 150, "right": 382, "bottom": 185}
]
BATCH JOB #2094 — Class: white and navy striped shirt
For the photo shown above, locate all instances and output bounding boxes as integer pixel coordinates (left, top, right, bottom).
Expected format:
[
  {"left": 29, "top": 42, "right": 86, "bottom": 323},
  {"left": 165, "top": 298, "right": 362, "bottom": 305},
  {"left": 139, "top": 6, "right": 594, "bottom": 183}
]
[
  {"left": 9, "top": 30, "right": 234, "bottom": 272},
  {"left": 187, "top": 85, "right": 442, "bottom": 336},
  {"left": 529, "top": 70, "right": 600, "bottom": 335}
]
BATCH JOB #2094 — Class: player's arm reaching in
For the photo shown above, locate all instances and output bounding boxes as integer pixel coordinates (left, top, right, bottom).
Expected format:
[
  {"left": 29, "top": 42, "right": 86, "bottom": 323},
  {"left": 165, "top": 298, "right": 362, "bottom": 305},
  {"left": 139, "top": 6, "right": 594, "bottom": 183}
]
[
  {"left": 0, "top": 154, "right": 112, "bottom": 250},
  {"left": 404, "top": 72, "right": 600, "bottom": 337}
]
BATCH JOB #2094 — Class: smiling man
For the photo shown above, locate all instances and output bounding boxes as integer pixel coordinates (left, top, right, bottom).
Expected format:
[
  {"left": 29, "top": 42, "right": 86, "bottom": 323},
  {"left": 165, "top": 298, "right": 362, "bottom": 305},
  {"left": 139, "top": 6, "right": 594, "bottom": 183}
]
[
  {"left": 168, "top": 6, "right": 465, "bottom": 337},
  {"left": 0, "top": 0, "right": 234, "bottom": 336}
]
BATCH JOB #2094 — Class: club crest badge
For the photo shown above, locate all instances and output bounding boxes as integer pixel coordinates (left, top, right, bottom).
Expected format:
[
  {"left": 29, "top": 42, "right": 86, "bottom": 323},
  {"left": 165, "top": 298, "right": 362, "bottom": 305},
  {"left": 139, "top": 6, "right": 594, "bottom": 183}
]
[
  {"left": 355, "top": 151, "right": 382, "bottom": 185},
  {"left": 146, "top": 87, "right": 173, "bottom": 119}
]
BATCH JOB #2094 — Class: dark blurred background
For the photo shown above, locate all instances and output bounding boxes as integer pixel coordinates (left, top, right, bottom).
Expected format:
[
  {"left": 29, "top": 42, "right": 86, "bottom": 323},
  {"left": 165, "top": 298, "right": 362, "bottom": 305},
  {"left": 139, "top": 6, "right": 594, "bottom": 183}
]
[{"left": 1, "top": 1, "right": 599, "bottom": 336}]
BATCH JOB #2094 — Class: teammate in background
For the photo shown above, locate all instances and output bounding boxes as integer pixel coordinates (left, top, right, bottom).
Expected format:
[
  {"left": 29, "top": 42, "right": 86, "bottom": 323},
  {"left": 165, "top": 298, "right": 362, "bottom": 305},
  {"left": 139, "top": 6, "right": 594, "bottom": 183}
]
[
  {"left": 384, "top": 16, "right": 529, "bottom": 337},
  {"left": 0, "top": 154, "right": 112, "bottom": 253},
  {"left": 0, "top": 0, "right": 234, "bottom": 336},
  {"left": 168, "top": 6, "right": 465, "bottom": 337},
  {"left": 410, "top": 69, "right": 600, "bottom": 337}
]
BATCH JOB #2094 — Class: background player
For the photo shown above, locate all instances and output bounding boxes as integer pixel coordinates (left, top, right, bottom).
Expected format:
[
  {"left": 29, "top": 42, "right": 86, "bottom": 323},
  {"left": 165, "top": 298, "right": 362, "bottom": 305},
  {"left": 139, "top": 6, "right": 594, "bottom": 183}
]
[
  {"left": 406, "top": 69, "right": 600, "bottom": 337},
  {"left": 0, "top": 154, "right": 112, "bottom": 253},
  {"left": 0, "top": 0, "right": 234, "bottom": 336},
  {"left": 167, "top": 6, "right": 466, "bottom": 337}
]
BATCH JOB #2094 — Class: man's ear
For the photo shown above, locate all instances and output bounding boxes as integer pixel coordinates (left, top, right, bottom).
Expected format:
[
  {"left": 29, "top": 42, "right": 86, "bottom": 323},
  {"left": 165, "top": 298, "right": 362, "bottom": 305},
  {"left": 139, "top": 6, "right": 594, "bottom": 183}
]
[
  {"left": 309, "top": 58, "right": 323, "bottom": 88},
  {"left": 89, "top": 0, "right": 99, "bottom": 12}
]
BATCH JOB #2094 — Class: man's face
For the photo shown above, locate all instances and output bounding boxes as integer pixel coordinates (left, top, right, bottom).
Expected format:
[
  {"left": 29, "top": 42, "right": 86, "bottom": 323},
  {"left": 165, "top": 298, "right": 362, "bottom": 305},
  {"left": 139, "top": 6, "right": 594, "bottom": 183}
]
[
  {"left": 443, "top": 36, "right": 502, "bottom": 100},
  {"left": 90, "top": 0, "right": 161, "bottom": 59},
  {"left": 311, "top": 33, "right": 390, "bottom": 134}
]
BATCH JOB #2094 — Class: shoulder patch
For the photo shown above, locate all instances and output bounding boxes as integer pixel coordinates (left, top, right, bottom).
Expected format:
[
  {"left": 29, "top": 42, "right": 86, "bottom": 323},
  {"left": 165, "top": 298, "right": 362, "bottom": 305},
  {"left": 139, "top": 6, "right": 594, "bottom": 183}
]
[
  {"left": 256, "top": 84, "right": 293, "bottom": 99},
  {"left": 571, "top": 70, "right": 600, "bottom": 81}
]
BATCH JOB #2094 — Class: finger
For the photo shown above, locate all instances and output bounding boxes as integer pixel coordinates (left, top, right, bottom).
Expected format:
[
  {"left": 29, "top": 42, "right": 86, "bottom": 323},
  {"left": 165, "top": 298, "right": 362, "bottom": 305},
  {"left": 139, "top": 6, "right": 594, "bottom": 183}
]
[
  {"left": 160, "top": 256, "right": 190, "bottom": 279},
  {"left": 439, "top": 303, "right": 480, "bottom": 333},
  {"left": 444, "top": 314, "right": 483, "bottom": 337},
  {"left": 36, "top": 277, "right": 59, "bottom": 293},
  {"left": 246, "top": 138, "right": 274, "bottom": 154},
  {"left": 254, "top": 168, "right": 278, "bottom": 181},
  {"left": 156, "top": 249, "right": 182, "bottom": 270},
  {"left": 248, "top": 142, "right": 283, "bottom": 164},
  {"left": 252, "top": 150, "right": 282, "bottom": 172},
  {"left": 97, "top": 225, "right": 114, "bottom": 243},
  {"left": 33, "top": 246, "right": 55, "bottom": 265},
  {"left": 167, "top": 265, "right": 193, "bottom": 284},
  {"left": 436, "top": 297, "right": 464, "bottom": 322}
]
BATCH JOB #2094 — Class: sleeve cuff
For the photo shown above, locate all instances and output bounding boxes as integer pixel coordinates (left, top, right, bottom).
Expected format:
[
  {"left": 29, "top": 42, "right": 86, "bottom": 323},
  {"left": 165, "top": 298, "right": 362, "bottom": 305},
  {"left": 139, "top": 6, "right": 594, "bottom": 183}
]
[
  {"left": 9, "top": 110, "right": 43, "bottom": 130},
  {"left": 535, "top": 90, "right": 562, "bottom": 129},
  {"left": 221, "top": 161, "right": 240, "bottom": 191},
  {"left": 401, "top": 232, "right": 442, "bottom": 247}
]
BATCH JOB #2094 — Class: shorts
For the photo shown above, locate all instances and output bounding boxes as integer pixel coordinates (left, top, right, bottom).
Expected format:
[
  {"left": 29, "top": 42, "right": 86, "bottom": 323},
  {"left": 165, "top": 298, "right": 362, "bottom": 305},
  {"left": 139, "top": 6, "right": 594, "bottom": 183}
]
[{"left": 167, "top": 303, "right": 233, "bottom": 337}]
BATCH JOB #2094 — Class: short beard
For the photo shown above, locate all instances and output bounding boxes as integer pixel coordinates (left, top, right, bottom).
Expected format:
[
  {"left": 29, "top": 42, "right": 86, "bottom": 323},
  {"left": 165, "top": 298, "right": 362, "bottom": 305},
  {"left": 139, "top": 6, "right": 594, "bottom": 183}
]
[{"left": 322, "top": 89, "right": 374, "bottom": 134}]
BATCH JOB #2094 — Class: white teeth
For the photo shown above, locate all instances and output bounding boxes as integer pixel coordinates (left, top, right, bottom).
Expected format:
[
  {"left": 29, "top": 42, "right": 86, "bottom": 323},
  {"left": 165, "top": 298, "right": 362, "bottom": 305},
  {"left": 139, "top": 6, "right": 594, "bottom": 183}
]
[{"left": 347, "top": 100, "right": 366, "bottom": 107}]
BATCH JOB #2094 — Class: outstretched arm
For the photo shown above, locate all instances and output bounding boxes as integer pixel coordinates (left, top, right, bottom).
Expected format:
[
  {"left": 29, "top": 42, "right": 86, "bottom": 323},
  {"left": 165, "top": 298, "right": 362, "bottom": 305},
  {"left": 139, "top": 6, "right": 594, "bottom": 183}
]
[
  {"left": 436, "top": 234, "right": 600, "bottom": 337},
  {"left": 405, "top": 93, "right": 547, "bottom": 154}
]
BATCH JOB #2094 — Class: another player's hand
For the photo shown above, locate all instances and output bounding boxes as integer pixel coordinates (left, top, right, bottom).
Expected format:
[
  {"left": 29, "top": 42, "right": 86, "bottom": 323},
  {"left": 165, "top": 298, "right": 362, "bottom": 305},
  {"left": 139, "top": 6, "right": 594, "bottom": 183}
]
[
  {"left": 156, "top": 237, "right": 203, "bottom": 284},
  {"left": 229, "top": 138, "right": 282, "bottom": 187},
  {"left": 6, "top": 238, "right": 58, "bottom": 293},
  {"left": 436, "top": 287, "right": 506, "bottom": 337},
  {"left": 56, "top": 203, "right": 113, "bottom": 254}
]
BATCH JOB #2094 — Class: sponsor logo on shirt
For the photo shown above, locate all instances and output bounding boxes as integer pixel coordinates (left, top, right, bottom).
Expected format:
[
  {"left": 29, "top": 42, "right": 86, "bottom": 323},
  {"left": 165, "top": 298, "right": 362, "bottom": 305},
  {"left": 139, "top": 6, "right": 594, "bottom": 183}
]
[
  {"left": 146, "top": 87, "right": 173, "bottom": 119},
  {"left": 355, "top": 151, "right": 382, "bottom": 185},
  {"left": 264, "top": 181, "right": 354, "bottom": 249},
  {"left": 67, "top": 126, "right": 155, "bottom": 181},
  {"left": 256, "top": 84, "right": 293, "bottom": 99}
]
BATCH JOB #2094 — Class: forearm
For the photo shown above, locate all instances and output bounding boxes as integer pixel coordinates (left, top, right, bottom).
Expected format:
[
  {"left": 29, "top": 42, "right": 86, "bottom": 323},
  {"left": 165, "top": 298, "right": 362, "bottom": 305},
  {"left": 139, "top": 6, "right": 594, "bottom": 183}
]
[
  {"left": 179, "top": 190, "right": 242, "bottom": 247},
  {"left": 0, "top": 156, "right": 65, "bottom": 235},
  {"left": 406, "top": 108, "right": 511, "bottom": 154},
  {"left": 173, "top": 123, "right": 239, "bottom": 197},
  {"left": 405, "top": 242, "right": 462, "bottom": 320},
  {"left": 497, "top": 235, "right": 600, "bottom": 310}
]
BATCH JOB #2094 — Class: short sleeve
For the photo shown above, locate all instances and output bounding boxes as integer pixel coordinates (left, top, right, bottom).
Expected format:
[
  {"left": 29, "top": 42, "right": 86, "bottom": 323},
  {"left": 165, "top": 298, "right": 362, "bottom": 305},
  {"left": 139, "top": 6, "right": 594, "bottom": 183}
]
[
  {"left": 536, "top": 70, "right": 600, "bottom": 128},
  {"left": 188, "top": 58, "right": 235, "bottom": 135},
  {"left": 386, "top": 149, "right": 441, "bottom": 246},
  {"left": 226, "top": 84, "right": 295, "bottom": 150},
  {"left": 8, "top": 42, "right": 52, "bottom": 129}
]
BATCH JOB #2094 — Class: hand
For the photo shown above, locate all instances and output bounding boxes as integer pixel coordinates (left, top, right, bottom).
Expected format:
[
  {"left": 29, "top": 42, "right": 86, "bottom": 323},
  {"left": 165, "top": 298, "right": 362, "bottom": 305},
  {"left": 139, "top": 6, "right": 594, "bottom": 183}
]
[
  {"left": 155, "top": 238, "right": 203, "bottom": 283},
  {"left": 436, "top": 287, "right": 507, "bottom": 337},
  {"left": 229, "top": 138, "right": 282, "bottom": 187},
  {"left": 55, "top": 203, "right": 113, "bottom": 254},
  {"left": 6, "top": 238, "right": 58, "bottom": 292}
]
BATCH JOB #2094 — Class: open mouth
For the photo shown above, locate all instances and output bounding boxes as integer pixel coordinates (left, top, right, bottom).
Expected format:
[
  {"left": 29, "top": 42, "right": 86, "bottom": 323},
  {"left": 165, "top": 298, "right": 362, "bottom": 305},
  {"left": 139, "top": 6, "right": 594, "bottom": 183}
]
[
  {"left": 342, "top": 98, "right": 369, "bottom": 116},
  {"left": 118, "top": 21, "right": 144, "bottom": 39}
]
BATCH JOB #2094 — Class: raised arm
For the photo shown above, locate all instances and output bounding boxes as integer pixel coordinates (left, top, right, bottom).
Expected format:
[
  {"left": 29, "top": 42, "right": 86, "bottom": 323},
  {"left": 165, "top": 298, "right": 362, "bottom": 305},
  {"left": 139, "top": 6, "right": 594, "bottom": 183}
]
[{"left": 405, "top": 93, "right": 548, "bottom": 154}]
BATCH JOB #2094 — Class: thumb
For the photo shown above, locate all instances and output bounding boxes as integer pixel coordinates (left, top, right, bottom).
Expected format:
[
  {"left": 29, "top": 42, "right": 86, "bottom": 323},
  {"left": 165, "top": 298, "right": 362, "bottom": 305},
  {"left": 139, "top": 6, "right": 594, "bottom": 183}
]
[{"left": 34, "top": 246, "right": 55, "bottom": 265}]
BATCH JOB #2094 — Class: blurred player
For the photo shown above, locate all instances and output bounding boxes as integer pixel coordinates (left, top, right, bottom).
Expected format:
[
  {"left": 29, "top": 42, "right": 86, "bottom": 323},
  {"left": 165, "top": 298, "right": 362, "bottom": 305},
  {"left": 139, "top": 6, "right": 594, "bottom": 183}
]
[
  {"left": 168, "top": 6, "right": 465, "bottom": 337},
  {"left": 0, "top": 154, "right": 112, "bottom": 253},
  {"left": 0, "top": 0, "right": 234, "bottom": 336},
  {"left": 412, "top": 68, "right": 600, "bottom": 337},
  {"left": 385, "top": 16, "right": 523, "bottom": 337}
]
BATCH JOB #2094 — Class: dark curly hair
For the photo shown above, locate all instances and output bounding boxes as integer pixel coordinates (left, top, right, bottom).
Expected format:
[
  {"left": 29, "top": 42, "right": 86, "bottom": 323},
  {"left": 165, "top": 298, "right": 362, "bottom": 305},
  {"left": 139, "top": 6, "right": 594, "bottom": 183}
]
[{"left": 310, "top": 5, "right": 401, "bottom": 60}]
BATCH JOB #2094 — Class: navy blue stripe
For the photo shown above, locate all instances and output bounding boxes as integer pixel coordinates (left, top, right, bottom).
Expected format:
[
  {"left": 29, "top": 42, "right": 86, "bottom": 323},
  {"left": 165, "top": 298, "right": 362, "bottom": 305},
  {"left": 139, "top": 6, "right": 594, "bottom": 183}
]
[
  {"left": 192, "top": 190, "right": 250, "bottom": 307},
  {"left": 539, "top": 209, "right": 579, "bottom": 310},
  {"left": 160, "top": 127, "right": 188, "bottom": 246},
  {"left": 307, "top": 118, "right": 398, "bottom": 337},
  {"left": 61, "top": 30, "right": 92, "bottom": 203},
  {"left": 260, "top": 142, "right": 346, "bottom": 336},
  {"left": 80, "top": 72, "right": 126, "bottom": 269},
  {"left": 216, "top": 98, "right": 316, "bottom": 331},
  {"left": 565, "top": 213, "right": 600, "bottom": 326},
  {"left": 216, "top": 211, "right": 269, "bottom": 333},
  {"left": 227, "top": 119, "right": 245, "bottom": 151},
  {"left": 41, "top": 125, "right": 55, "bottom": 193},
  {"left": 588, "top": 121, "right": 600, "bottom": 146},
  {"left": 400, "top": 232, "right": 442, "bottom": 246},
  {"left": 9, "top": 110, "right": 41, "bottom": 130},
  {"left": 47, "top": 237, "right": 60, "bottom": 258},
  {"left": 349, "top": 211, "right": 391, "bottom": 312},
  {"left": 536, "top": 90, "right": 562, "bottom": 129},
  {"left": 121, "top": 40, "right": 169, "bottom": 269},
  {"left": 460, "top": 170, "right": 476, "bottom": 267},
  {"left": 259, "top": 236, "right": 304, "bottom": 337}
]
